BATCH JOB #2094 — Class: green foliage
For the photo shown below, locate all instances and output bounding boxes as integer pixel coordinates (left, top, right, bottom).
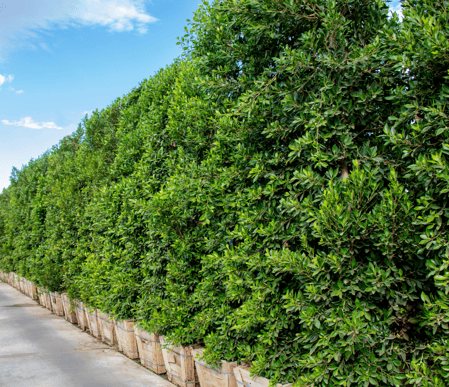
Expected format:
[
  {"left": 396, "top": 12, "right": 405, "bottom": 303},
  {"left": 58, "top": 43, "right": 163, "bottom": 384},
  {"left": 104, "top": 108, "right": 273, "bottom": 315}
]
[{"left": 1, "top": 1, "right": 448, "bottom": 385}]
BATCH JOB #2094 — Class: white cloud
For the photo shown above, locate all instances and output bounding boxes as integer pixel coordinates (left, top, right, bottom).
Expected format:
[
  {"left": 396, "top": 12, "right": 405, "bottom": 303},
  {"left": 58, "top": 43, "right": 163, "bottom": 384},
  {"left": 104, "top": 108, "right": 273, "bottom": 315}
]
[
  {"left": 79, "top": 1, "right": 156, "bottom": 32},
  {"left": 0, "top": 74, "right": 14, "bottom": 86},
  {"left": 389, "top": 3, "right": 403, "bottom": 22},
  {"left": 2, "top": 116, "right": 62, "bottom": 129},
  {"left": 0, "top": 0, "right": 158, "bottom": 60},
  {"left": 41, "top": 121, "right": 62, "bottom": 129},
  {"left": 16, "top": 90, "right": 24, "bottom": 94}
]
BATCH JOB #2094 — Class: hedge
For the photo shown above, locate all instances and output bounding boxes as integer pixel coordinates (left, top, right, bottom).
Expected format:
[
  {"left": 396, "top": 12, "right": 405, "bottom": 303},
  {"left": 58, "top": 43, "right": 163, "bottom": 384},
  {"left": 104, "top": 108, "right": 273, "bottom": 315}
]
[{"left": 1, "top": 1, "right": 448, "bottom": 385}]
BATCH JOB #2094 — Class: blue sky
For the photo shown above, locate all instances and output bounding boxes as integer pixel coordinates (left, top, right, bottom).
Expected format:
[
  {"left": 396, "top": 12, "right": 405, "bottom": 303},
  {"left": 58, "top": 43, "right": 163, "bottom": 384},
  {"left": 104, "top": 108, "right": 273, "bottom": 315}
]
[{"left": 0, "top": 0, "right": 402, "bottom": 191}]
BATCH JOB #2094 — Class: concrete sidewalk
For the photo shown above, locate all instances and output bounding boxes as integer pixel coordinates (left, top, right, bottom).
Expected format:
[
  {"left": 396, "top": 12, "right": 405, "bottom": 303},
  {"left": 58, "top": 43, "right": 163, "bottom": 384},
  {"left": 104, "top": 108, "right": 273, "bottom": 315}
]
[{"left": 0, "top": 282, "right": 175, "bottom": 387}]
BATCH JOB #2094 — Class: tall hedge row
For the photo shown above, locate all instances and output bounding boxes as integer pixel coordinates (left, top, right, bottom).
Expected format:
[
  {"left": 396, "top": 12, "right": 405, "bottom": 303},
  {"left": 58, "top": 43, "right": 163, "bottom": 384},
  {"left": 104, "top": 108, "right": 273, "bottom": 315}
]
[{"left": 1, "top": 1, "right": 448, "bottom": 385}]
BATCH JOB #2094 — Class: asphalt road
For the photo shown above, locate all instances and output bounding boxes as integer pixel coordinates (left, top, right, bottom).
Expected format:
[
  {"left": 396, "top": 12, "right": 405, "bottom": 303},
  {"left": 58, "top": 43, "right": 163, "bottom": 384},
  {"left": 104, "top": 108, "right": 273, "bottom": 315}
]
[{"left": 0, "top": 281, "right": 175, "bottom": 387}]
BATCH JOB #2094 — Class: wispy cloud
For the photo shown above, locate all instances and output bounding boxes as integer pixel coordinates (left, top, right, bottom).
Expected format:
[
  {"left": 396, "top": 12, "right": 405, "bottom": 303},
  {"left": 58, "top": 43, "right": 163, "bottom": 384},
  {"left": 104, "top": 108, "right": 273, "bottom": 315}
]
[
  {"left": 39, "top": 42, "right": 51, "bottom": 52},
  {"left": 79, "top": 1, "right": 157, "bottom": 33},
  {"left": 389, "top": 2, "right": 403, "bottom": 22},
  {"left": 16, "top": 90, "right": 24, "bottom": 94},
  {"left": 0, "top": 0, "right": 158, "bottom": 60},
  {"left": 2, "top": 117, "right": 62, "bottom": 129}
]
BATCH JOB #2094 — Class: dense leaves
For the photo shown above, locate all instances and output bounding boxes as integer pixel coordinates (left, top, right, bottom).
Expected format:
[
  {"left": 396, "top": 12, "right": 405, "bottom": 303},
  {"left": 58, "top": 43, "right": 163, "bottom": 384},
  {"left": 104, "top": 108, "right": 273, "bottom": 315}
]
[{"left": 1, "top": 1, "right": 448, "bottom": 385}]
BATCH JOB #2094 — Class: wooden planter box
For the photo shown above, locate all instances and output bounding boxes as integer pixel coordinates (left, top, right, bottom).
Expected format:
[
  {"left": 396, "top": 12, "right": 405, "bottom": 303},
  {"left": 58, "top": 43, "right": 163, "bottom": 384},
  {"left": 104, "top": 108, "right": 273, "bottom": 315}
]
[
  {"left": 61, "top": 293, "right": 78, "bottom": 324},
  {"left": 97, "top": 312, "right": 116, "bottom": 346},
  {"left": 160, "top": 336, "right": 201, "bottom": 387},
  {"left": 192, "top": 347, "right": 237, "bottom": 387},
  {"left": 85, "top": 307, "right": 101, "bottom": 339},
  {"left": 134, "top": 325, "right": 166, "bottom": 374},
  {"left": 50, "top": 292, "right": 64, "bottom": 316},
  {"left": 233, "top": 366, "right": 293, "bottom": 387},
  {"left": 75, "top": 301, "right": 89, "bottom": 331},
  {"left": 115, "top": 319, "right": 139, "bottom": 359}
]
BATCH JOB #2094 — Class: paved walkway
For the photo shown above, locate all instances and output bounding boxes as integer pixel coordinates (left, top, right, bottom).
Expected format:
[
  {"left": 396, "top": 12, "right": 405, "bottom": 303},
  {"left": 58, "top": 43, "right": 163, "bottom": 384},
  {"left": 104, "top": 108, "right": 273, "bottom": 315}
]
[{"left": 0, "top": 282, "right": 175, "bottom": 387}]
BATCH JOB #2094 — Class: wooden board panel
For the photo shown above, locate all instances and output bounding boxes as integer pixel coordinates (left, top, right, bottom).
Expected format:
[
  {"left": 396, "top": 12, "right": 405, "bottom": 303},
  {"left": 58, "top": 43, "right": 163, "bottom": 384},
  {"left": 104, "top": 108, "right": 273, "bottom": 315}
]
[
  {"left": 160, "top": 336, "right": 200, "bottom": 387},
  {"left": 97, "top": 312, "right": 116, "bottom": 346},
  {"left": 61, "top": 293, "right": 78, "bottom": 324},
  {"left": 45, "top": 293, "right": 52, "bottom": 311},
  {"left": 85, "top": 306, "right": 101, "bottom": 338},
  {"left": 234, "top": 367, "right": 293, "bottom": 387},
  {"left": 115, "top": 319, "right": 139, "bottom": 359},
  {"left": 134, "top": 326, "right": 166, "bottom": 374},
  {"left": 192, "top": 347, "right": 238, "bottom": 387},
  {"left": 75, "top": 301, "right": 89, "bottom": 331},
  {"left": 50, "top": 292, "right": 64, "bottom": 316},
  {"left": 29, "top": 282, "right": 37, "bottom": 300}
]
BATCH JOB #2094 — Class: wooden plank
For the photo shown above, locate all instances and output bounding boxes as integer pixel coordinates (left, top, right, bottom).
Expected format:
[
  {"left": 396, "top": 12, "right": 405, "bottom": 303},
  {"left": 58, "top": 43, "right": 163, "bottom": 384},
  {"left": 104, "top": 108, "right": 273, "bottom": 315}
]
[
  {"left": 234, "top": 367, "right": 244, "bottom": 385},
  {"left": 61, "top": 293, "right": 78, "bottom": 324},
  {"left": 45, "top": 292, "right": 52, "bottom": 311},
  {"left": 133, "top": 328, "right": 166, "bottom": 374},
  {"left": 202, "top": 367, "right": 223, "bottom": 387},
  {"left": 160, "top": 336, "right": 200, "bottom": 387},
  {"left": 233, "top": 367, "right": 292, "bottom": 387},
  {"left": 222, "top": 361, "right": 238, "bottom": 387},
  {"left": 171, "top": 363, "right": 183, "bottom": 378},
  {"left": 85, "top": 306, "right": 101, "bottom": 338},
  {"left": 115, "top": 319, "right": 139, "bottom": 359},
  {"left": 193, "top": 347, "right": 238, "bottom": 387},
  {"left": 97, "top": 312, "right": 116, "bottom": 345},
  {"left": 29, "top": 283, "right": 37, "bottom": 300},
  {"left": 96, "top": 310, "right": 104, "bottom": 340},
  {"left": 246, "top": 367, "right": 269, "bottom": 387},
  {"left": 193, "top": 351, "right": 208, "bottom": 387},
  {"left": 180, "top": 345, "right": 195, "bottom": 383},
  {"left": 50, "top": 292, "right": 64, "bottom": 316},
  {"left": 160, "top": 336, "right": 172, "bottom": 377},
  {"left": 75, "top": 301, "right": 89, "bottom": 331},
  {"left": 168, "top": 352, "right": 177, "bottom": 364}
]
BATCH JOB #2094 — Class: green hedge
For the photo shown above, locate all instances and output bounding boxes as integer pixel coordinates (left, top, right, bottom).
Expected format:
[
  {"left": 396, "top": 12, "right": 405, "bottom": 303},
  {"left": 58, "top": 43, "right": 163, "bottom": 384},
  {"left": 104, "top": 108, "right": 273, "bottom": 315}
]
[{"left": 1, "top": 1, "right": 448, "bottom": 385}]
